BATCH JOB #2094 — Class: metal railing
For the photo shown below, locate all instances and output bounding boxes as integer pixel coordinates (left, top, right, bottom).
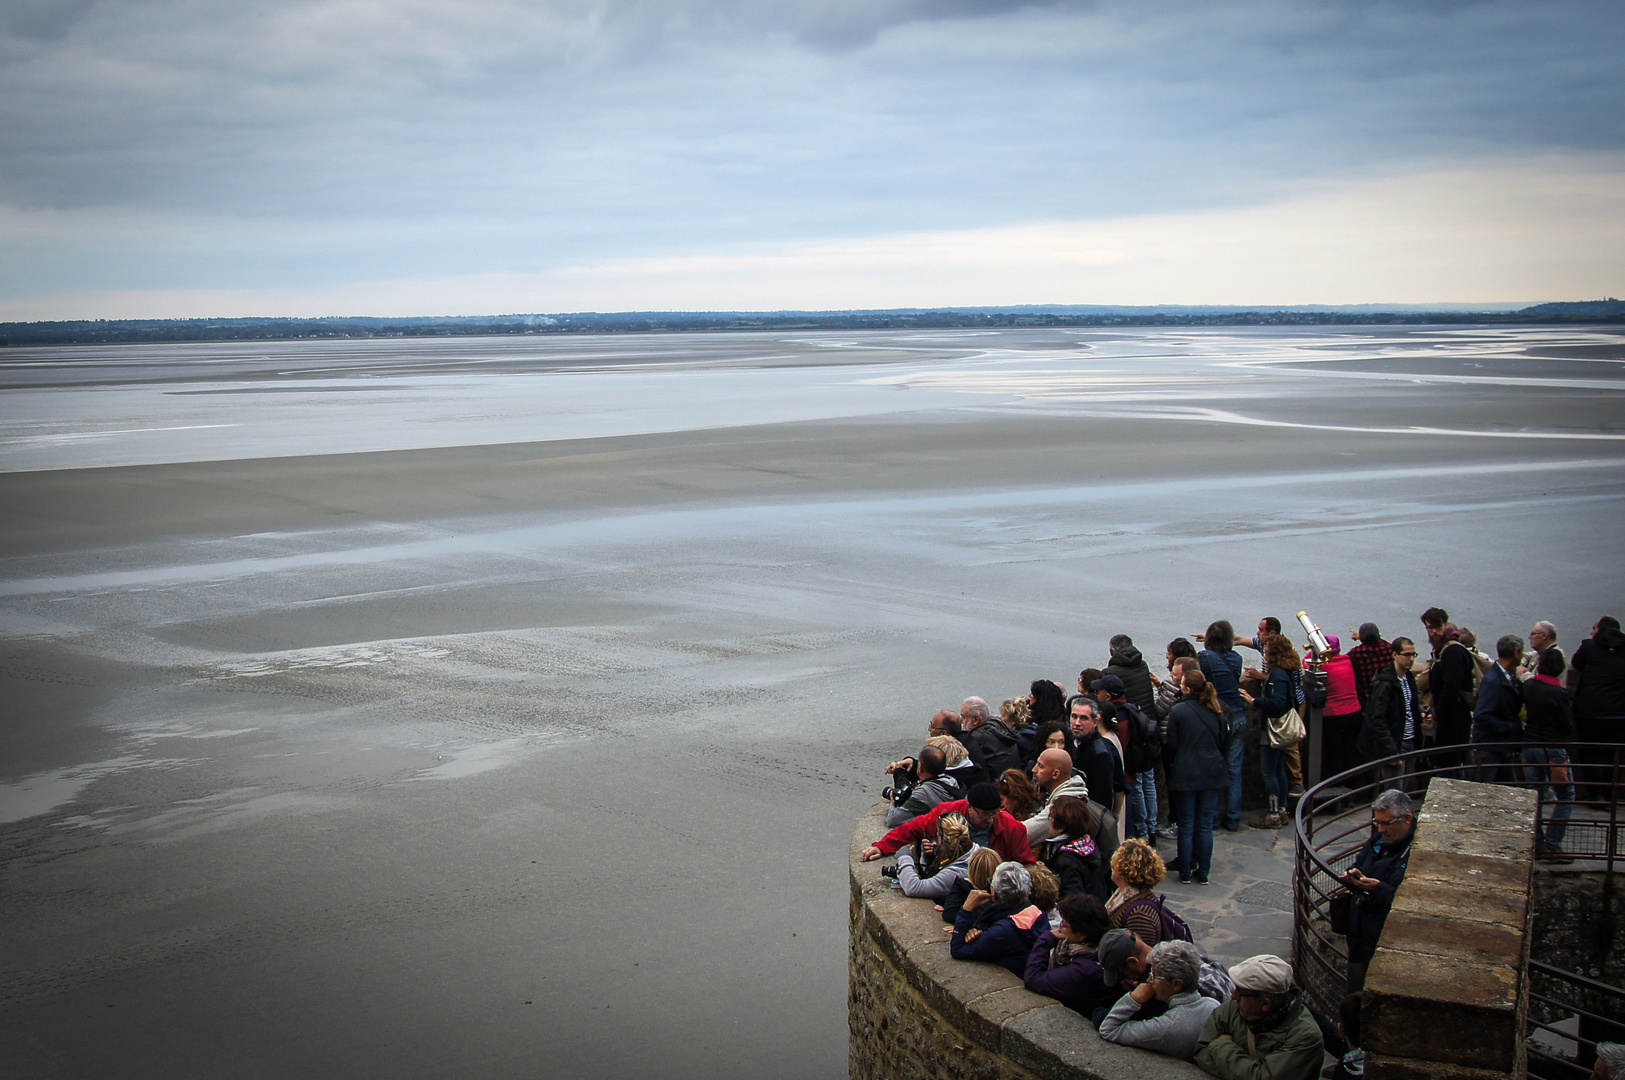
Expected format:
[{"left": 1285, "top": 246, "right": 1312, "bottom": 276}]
[{"left": 1291, "top": 742, "right": 1623, "bottom": 1074}]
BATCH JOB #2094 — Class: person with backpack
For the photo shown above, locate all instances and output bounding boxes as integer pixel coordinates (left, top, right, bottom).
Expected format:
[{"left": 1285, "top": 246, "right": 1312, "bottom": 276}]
[
  {"left": 1420, "top": 609, "right": 1476, "bottom": 773},
  {"left": 1095, "top": 674, "right": 1161, "bottom": 842},
  {"left": 1164, "top": 668, "right": 1229, "bottom": 885},
  {"left": 1105, "top": 839, "right": 1188, "bottom": 945}
]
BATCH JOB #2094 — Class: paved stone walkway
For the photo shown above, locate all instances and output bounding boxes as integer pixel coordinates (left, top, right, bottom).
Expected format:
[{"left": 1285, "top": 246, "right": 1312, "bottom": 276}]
[{"left": 1148, "top": 824, "right": 1297, "bottom": 969}]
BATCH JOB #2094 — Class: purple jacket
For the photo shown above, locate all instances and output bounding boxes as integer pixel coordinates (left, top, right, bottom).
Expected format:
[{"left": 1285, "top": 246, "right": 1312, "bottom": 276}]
[{"left": 1023, "top": 929, "right": 1119, "bottom": 1016}]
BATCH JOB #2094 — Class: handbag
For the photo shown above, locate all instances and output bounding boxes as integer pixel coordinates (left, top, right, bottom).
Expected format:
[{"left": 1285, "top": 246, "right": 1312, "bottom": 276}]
[
  {"left": 1328, "top": 891, "right": 1352, "bottom": 935},
  {"left": 1267, "top": 705, "right": 1306, "bottom": 749}
]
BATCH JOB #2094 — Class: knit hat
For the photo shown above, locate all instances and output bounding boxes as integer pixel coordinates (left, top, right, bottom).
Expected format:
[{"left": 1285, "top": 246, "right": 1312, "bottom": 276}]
[
  {"left": 1096, "top": 928, "right": 1137, "bottom": 983},
  {"left": 966, "top": 783, "right": 1002, "bottom": 811},
  {"left": 1324, "top": 634, "right": 1341, "bottom": 654},
  {"left": 1230, "top": 954, "right": 1292, "bottom": 994}
]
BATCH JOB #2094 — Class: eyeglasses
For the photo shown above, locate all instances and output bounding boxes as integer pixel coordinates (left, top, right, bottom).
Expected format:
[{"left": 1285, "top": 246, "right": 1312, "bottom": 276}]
[{"left": 1372, "top": 815, "right": 1405, "bottom": 828}]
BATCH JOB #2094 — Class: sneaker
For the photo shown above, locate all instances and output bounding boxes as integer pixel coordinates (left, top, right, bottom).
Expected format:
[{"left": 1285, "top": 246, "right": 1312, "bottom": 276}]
[
  {"left": 1249, "top": 814, "right": 1278, "bottom": 829},
  {"left": 1179, "top": 872, "right": 1193, "bottom": 884},
  {"left": 1538, "top": 846, "right": 1575, "bottom": 864},
  {"left": 1288, "top": 782, "right": 1306, "bottom": 797},
  {"left": 1194, "top": 874, "right": 1210, "bottom": 885}
]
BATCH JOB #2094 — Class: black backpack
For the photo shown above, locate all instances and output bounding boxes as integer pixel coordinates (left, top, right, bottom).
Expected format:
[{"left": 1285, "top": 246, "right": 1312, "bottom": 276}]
[{"left": 1118, "top": 701, "right": 1162, "bottom": 774}]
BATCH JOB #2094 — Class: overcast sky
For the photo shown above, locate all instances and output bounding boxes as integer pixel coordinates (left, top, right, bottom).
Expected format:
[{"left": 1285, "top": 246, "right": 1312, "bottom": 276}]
[{"left": 3, "top": 0, "right": 1623, "bottom": 318}]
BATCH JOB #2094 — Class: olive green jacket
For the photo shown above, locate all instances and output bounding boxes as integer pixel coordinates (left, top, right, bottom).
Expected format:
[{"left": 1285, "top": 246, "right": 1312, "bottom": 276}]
[{"left": 1193, "top": 994, "right": 1323, "bottom": 1080}]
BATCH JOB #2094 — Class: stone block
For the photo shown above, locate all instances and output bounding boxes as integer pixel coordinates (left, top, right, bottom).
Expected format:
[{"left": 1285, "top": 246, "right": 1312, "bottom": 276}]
[
  {"left": 1364, "top": 1051, "right": 1521, "bottom": 1080},
  {"left": 961, "top": 986, "right": 1053, "bottom": 1050},
  {"left": 1387, "top": 876, "right": 1528, "bottom": 931},
  {"left": 1411, "top": 821, "right": 1535, "bottom": 861},
  {"left": 1419, "top": 778, "right": 1538, "bottom": 816},
  {"left": 1378, "top": 909, "right": 1525, "bottom": 968},
  {"left": 1403, "top": 848, "right": 1531, "bottom": 893},
  {"left": 1364, "top": 950, "right": 1522, "bottom": 1071}
]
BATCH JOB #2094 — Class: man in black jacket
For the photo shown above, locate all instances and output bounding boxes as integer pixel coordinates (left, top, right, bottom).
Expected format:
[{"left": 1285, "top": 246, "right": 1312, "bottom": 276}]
[
  {"left": 1340, "top": 788, "right": 1417, "bottom": 993},
  {"left": 1421, "top": 608, "right": 1476, "bottom": 772},
  {"left": 962, "top": 696, "right": 1023, "bottom": 783},
  {"left": 1358, "top": 638, "right": 1422, "bottom": 782},
  {"left": 1471, "top": 635, "right": 1525, "bottom": 783}
]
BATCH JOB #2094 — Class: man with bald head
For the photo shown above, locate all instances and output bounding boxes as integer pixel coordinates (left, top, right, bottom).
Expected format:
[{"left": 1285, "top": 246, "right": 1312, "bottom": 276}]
[
  {"left": 1024, "top": 747, "right": 1091, "bottom": 842},
  {"left": 962, "top": 695, "right": 1023, "bottom": 781}
]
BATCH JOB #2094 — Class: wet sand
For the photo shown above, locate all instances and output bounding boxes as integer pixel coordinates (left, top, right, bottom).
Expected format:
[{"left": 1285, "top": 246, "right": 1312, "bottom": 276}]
[{"left": 3, "top": 327, "right": 1624, "bottom": 1078}]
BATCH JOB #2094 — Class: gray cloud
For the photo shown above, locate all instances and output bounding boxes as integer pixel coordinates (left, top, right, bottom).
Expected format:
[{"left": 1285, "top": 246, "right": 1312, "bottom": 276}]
[{"left": 1, "top": 0, "right": 1622, "bottom": 295}]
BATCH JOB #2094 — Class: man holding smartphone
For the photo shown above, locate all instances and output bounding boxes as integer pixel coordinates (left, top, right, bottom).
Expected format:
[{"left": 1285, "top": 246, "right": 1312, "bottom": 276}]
[{"left": 1342, "top": 788, "right": 1417, "bottom": 993}]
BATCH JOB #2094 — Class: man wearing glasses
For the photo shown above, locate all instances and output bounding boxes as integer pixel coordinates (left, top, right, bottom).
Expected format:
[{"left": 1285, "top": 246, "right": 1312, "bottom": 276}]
[
  {"left": 1357, "top": 638, "right": 1423, "bottom": 783},
  {"left": 1340, "top": 788, "right": 1418, "bottom": 993}
]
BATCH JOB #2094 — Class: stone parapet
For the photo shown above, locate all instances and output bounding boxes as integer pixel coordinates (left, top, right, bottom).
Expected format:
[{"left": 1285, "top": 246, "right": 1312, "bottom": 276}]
[
  {"left": 1362, "top": 778, "right": 1538, "bottom": 1080},
  {"left": 849, "top": 801, "right": 1208, "bottom": 1080}
]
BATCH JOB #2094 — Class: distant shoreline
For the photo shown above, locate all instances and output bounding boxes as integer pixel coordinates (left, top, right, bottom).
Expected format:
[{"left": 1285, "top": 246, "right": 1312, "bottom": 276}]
[{"left": 5, "top": 302, "right": 1624, "bottom": 347}]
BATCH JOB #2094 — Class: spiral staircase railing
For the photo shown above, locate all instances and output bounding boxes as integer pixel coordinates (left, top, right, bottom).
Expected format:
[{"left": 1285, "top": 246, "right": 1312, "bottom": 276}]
[{"left": 1291, "top": 742, "right": 1623, "bottom": 1077}]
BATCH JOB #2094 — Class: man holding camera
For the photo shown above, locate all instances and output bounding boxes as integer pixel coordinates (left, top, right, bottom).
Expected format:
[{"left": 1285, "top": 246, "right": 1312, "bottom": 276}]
[
  {"left": 861, "top": 783, "right": 1034, "bottom": 865},
  {"left": 882, "top": 744, "right": 963, "bottom": 828}
]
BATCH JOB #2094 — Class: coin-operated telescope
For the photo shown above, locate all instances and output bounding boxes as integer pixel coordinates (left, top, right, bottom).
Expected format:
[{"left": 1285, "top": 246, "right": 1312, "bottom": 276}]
[{"left": 1297, "top": 610, "right": 1334, "bottom": 661}]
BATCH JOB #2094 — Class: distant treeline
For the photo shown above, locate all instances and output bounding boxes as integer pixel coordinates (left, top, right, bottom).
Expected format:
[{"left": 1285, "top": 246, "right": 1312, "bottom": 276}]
[{"left": 4, "top": 300, "right": 1623, "bottom": 346}]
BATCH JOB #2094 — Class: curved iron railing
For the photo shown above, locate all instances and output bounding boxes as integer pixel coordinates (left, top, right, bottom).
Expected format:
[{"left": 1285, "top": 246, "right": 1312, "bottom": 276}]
[{"left": 1291, "top": 742, "right": 1623, "bottom": 1076}]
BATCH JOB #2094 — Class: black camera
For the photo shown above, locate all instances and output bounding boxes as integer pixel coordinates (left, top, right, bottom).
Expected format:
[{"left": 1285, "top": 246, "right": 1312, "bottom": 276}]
[
  {"left": 879, "top": 864, "right": 899, "bottom": 880},
  {"left": 883, "top": 764, "right": 917, "bottom": 807}
]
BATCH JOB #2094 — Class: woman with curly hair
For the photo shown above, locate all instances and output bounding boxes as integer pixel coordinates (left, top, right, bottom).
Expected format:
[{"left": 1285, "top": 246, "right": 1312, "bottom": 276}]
[
  {"left": 996, "top": 767, "right": 1041, "bottom": 820},
  {"left": 893, "top": 812, "right": 977, "bottom": 899},
  {"left": 1031, "top": 720, "right": 1075, "bottom": 760},
  {"left": 1241, "top": 633, "right": 1304, "bottom": 829},
  {"left": 1106, "top": 838, "right": 1175, "bottom": 945}
]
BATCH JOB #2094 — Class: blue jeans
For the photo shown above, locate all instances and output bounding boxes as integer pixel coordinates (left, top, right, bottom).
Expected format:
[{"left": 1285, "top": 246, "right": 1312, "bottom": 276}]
[
  {"left": 1175, "top": 789, "right": 1221, "bottom": 879},
  {"left": 1521, "top": 747, "right": 1575, "bottom": 850},
  {"left": 1223, "top": 707, "right": 1247, "bottom": 829},
  {"left": 1260, "top": 744, "right": 1289, "bottom": 805},
  {"left": 1126, "top": 771, "right": 1158, "bottom": 839}
]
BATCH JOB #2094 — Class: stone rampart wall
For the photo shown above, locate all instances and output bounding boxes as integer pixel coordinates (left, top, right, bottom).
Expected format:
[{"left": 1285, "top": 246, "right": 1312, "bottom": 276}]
[{"left": 849, "top": 801, "right": 1207, "bottom": 1080}]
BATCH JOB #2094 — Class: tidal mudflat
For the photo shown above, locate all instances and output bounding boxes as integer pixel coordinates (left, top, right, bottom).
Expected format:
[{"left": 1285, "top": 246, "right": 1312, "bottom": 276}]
[{"left": 3, "top": 326, "right": 1623, "bottom": 1077}]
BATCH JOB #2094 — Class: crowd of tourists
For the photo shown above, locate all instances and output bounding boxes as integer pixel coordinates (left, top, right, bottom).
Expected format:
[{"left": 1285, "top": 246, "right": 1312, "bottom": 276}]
[{"left": 857, "top": 609, "right": 1625, "bottom": 1079}]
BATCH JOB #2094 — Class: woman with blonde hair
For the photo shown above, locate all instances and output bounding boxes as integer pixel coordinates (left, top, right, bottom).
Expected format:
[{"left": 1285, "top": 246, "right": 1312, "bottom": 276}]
[
  {"left": 1106, "top": 838, "right": 1177, "bottom": 945},
  {"left": 939, "top": 846, "right": 1002, "bottom": 925},
  {"left": 893, "top": 812, "right": 978, "bottom": 899}
]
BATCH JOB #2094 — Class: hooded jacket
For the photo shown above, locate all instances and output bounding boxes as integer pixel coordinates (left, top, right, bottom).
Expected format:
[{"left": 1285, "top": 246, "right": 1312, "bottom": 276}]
[
  {"left": 1194, "top": 988, "right": 1325, "bottom": 1080},
  {"left": 894, "top": 844, "right": 977, "bottom": 900},
  {"left": 951, "top": 903, "right": 1046, "bottom": 976},
  {"left": 1024, "top": 772, "right": 1092, "bottom": 843},
  {"left": 884, "top": 773, "right": 963, "bottom": 828},
  {"left": 1105, "top": 644, "right": 1157, "bottom": 713},
  {"left": 1572, "top": 624, "right": 1625, "bottom": 722},
  {"left": 874, "top": 799, "right": 1034, "bottom": 864},
  {"left": 966, "top": 717, "right": 1024, "bottom": 782}
]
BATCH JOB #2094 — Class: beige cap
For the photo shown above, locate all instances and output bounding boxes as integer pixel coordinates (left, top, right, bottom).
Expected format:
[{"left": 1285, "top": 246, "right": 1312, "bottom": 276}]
[{"left": 1230, "top": 954, "right": 1292, "bottom": 994}]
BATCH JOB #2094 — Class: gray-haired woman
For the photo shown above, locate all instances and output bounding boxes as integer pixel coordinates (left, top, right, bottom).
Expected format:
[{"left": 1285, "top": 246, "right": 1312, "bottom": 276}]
[
  {"left": 950, "top": 861, "right": 1047, "bottom": 976},
  {"left": 1098, "top": 940, "right": 1221, "bottom": 1061}
]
